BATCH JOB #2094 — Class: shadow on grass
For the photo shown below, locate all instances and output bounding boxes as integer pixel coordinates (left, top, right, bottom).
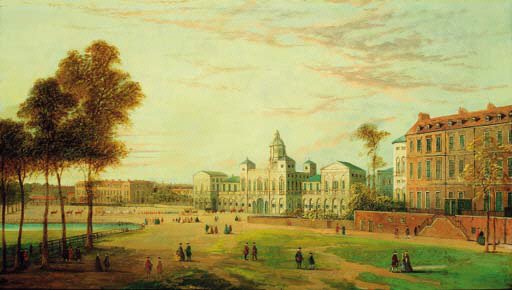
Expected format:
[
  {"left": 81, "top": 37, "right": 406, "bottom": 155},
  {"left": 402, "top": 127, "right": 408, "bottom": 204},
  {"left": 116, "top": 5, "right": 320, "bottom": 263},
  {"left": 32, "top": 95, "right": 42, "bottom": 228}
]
[{"left": 125, "top": 268, "right": 261, "bottom": 290}]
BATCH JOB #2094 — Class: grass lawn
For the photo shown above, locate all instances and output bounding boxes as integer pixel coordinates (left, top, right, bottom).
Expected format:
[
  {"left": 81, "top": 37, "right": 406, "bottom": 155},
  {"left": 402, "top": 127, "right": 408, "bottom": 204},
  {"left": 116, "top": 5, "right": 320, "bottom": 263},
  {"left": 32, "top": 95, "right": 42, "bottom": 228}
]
[
  {"left": 209, "top": 228, "right": 512, "bottom": 289},
  {"left": 4, "top": 230, "right": 85, "bottom": 246}
]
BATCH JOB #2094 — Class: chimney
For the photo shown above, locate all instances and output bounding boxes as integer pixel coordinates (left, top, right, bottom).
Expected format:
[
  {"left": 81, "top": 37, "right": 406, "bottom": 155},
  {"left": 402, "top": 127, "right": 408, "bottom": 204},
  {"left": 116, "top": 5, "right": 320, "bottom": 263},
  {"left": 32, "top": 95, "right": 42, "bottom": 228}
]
[
  {"left": 418, "top": 112, "right": 430, "bottom": 121},
  {"left": 486, "top": 102, "right": 496, "bottom": 110},
  {"left": 458, "top": 107, "right": 468, "bottom": 115}
]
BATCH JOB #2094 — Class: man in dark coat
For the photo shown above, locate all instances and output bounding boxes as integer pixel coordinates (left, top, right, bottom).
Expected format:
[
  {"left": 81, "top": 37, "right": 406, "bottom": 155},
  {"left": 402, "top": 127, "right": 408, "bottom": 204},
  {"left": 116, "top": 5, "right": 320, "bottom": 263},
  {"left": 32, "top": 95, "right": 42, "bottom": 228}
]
[
  {"left": 178, "top": 243, "right": 185, "bottom": 261},
  {"left": 104, "top": 253, "right": 111, "bottom": 271},
  {"left": 185, "top": 243, "right": 192, "bottom": 262},
  {"left": 308, "top": 252, "right": 315, "bottom": 270},
  {"left": 295, "top": 247, "right": 303, "bottom": 269},
  {"left": 405, "top": 227, "right": 410, "bottom": 239},
  {"left": 95, "top": 253, "right": 103, "bottom": 272},
  {"left": 251, "top": 242, "right": 258, "bottom": 261},
  {"left": 205, "top": 224, "right": 210, "bottom": 234},
  {"left": 243, "top": 242, "right": 249, "bottom": 260},
  {"left": 390, "top": 250, "right": 399, "bottom": 272}
]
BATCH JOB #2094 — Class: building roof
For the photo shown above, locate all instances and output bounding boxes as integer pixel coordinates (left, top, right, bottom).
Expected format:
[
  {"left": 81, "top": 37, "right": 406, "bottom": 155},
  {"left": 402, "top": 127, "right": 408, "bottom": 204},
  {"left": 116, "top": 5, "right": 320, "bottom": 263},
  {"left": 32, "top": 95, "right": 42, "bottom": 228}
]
[
  {"left": 240, "top": 157, "right": 255, "bottom": 165},
  {"left": 378, "top": 167, "right": 394, "bottom": 174},
  {"left": 271, "top": 130, "right": 285, "bottom": 146},
  {"left": 392, "top": 135, "right": 406, "bottom": 144},
  {"left": 307, "top": 174, "right": 321, "bottom": 182},
  {"left": 304, "top": 159, "right": 316, "bottom": 164},
  {"left": 406, "top": 103, "right": 512, "bottom": 135},
  {"left": 200, "top": 171, "right": 228, "bottom": 176},
  {"left": 338, "top": 161, "right": 365, "bottom": 172},
  {"left": 224, "top": 176, "right": 240, "bottom": 183}
]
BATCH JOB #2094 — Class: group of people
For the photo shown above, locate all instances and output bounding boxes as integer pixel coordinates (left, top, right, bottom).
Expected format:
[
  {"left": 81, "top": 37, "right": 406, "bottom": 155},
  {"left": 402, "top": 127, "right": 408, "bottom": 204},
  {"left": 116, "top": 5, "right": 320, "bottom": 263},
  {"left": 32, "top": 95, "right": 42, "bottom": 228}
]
[
  {"left": 394, "top": 226, "right": 418, "bottom": 239},
  {"left": 62, "top": 245, "right": 82, "bottom": 263},
  {"left": 174, "top": 216, "right": 200, "bottom": 223},
  {"left": 205, "top": 224, "right": 219, "bottom": 234},
  {"left": 95, "top": 253, "right": 110, "bottom": 272},
  {"left": 335, "top": 224, "right": 347, "bottom": 235},
  {"left": 390, "top": 250, "right": 413, "bottom": 273},
  {"left": 242, "top": 242, "right": 258, "bottom": 261},
  {"left": 144, "top": 257, "right": 164, "bottom": 279},
  {"left": 223, "top": 224, "right": 233, "bottom": 234},
  {"left": 175, "top": 243, "right": 193, "bottom": 262},
  {"left": 295, "top": 247, "right": 315, "bottom": 270},
  {"left": 144, "top": 217, "right": 164, "bottom": 225}
]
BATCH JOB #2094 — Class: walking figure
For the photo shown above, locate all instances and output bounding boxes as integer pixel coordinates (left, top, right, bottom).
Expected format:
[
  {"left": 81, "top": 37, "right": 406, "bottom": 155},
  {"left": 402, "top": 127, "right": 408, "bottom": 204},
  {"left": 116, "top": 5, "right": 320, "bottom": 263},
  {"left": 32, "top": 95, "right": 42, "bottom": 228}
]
[
  {"left": 185, "top": 243, "right": 192, "bottom": 262},
  {"left": 251, "top": 242, "right": 258, "bottom": 261},
  {"left": 178, "top": 243, "right": 185, "bottom": 261},
  {"left": 308, "top": 252, "right": 315, "bottom": 270},
  {"left": 68, "top": 245, "right": 74, "bottom": 262},
  {"left": 205, "top": 224, "right": 210, "bottom": 234},
  {"left": 390, "top": 250, "right": 399, "bottom": 273},
  {"left": 156, "top": 257, "right": 163, "bottom": 279},
  {"left": 335, "top": 223, "right": 340, "bottom": 234},
  {"left": 214, "top": 225, "right": 219, "bottom": 234},
  {"left": 402, "top": 251, "right": 413, "bottom": 272},
  {"left": 405, "top": 227, "right": 410, "bottom": 239},
  {"left": 243, "top": 242, "right": 249, "bottom": 260},
  {"left": 75, "top": 247, "right": 82, "bottom": 262},
  {"left": 295, "top": 247, "right": 303, "bottom": 269},
  {"left": 95, "top": 253, "right": 104, "bottom": 272},
  {"left": 145, "top": 257, "right": 152, "bottom": 279},
  {"left": 341, "top": 226, "right": 346, "bottom": 235},
  {"left": 104, "top": 253, "right": 111, "bottom": 272},
  {"left": 229, "top": 224, "right": 233, "bottom": 234}
]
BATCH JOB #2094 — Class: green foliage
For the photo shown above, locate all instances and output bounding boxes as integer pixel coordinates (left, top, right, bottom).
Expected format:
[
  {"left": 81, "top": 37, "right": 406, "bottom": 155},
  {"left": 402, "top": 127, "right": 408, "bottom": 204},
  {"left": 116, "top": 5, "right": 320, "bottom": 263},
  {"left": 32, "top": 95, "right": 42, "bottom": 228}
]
[{"left": 343, "top": 183, "right": 402, "bottom": 220}]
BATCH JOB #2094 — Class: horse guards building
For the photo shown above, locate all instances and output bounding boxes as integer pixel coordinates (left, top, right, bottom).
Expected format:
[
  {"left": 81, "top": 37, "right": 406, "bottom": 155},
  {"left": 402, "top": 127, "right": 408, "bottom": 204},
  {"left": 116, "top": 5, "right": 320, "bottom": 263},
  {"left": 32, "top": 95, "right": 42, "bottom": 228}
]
[{"left": 193, "top": 131, "right": 366, "bottom": 216}]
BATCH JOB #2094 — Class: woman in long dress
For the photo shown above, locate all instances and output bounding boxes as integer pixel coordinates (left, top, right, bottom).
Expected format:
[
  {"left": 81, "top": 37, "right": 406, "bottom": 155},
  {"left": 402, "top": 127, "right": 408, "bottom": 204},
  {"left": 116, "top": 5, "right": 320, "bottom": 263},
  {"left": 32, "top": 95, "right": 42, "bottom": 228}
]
[{"left": 403, "top": 251, "right": 413, "bottom": 272}]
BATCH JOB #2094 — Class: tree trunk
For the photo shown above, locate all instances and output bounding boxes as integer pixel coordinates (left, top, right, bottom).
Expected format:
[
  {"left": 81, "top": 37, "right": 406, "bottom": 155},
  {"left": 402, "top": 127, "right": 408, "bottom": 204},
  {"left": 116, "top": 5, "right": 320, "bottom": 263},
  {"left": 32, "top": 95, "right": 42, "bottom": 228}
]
[
  {"left": 85, "top": 178, "right": 94, "bottom": 249},
  {"left": 1, "top": 158, "right": 6, "bottom": 273},
  {"left": 40, "top": 165, "right": 50, "bottom": 269},
  {"left": 485, "top": 192, "right": 490, "bottom": 253},
  {"left": 56, "top": 171, "right": 67, "bottom": 258},
  {"left": 492, "top": 216, "right": 496, "bottom": 252},
  {"left": 14, "top": 171, "right": 26, "bottom": 270}
]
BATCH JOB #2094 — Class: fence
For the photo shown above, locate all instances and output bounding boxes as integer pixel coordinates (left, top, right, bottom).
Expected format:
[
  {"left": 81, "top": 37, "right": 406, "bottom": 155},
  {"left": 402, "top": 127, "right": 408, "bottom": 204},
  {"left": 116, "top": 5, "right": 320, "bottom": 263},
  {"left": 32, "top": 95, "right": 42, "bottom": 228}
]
[{"left": 2, "top": 222, "right": 142, "bottom": 268}]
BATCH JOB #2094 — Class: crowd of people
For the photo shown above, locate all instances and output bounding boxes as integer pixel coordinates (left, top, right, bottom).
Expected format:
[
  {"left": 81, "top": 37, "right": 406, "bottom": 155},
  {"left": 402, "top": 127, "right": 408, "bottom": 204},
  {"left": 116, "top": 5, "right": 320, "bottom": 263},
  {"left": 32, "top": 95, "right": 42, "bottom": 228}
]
[
  {"left": 174, "top": 216, "right": 200, "bottom": 223},
  {"left": 204, "top": 224, "right": 219, "bottom": 234},
  {"left": 390, "top": 250, "right": 413, "bottom": 273},
  {"left": 144, "top": 217, "right": 164, "bottom": 225}
]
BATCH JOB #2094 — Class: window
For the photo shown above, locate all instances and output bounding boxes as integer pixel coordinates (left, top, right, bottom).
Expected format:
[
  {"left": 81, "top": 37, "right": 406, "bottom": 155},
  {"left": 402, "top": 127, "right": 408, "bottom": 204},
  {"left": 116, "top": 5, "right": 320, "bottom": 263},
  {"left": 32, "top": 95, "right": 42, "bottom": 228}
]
[
  {"left": 435, "top": 192, "right": 441, "bottom": 209},
  {"left": 333, "top": 181, "right": 338, "bottom": 190},
  {"left": 448, "top": 192, "right": 454, "bottom": 198},
  {"left": 417, "top": 162, "right": 422, "bottom": 179},
  {"left": 459, "top": 134, "right": 465, "bottom": 149},
  {"left": 409, "top": 192, "right": 414, "bottom": 208},
  {"left": 409, "top": 163, "right": 414, "bottom": 179},
  {"left": 458, "top": 192, "right": 464, "bottom": 199},
  {"left": 409, "top": 140, "right": 414, "bottom": 152},
  {"left": 497, "top": 130, "right": 503, "bottom": 146},
  {"left": 436, "top": 159, "right": 442, "bottom": 179},
  {"left": 426, "top": 160, "right": 431, "bottom": 179},
  {"left": 459, "top": 159, "right": 465, "bottom": 176},
  {"left": 417, "top": 139, "right": 422, "bottom": 152},
  {"left": 509, "top": 158, "right": 512, "bottom": 178},
  {"left": 484, "top": 193, "right": 489, "bottom": 211},
  {"left": 416, "top": 192, "right": 422, "bottom": 208},
  {"left": 484, "top": 130, "right": 490, "bottom": 147},
  {"left": 324, "top": 181, "right": 329, "bottom": 191},
  {"left": 449, "top": 160, "right": 455, "bottom": 178},
  {"left": 425, "top": 192, "right": 430, "bottom": 209},
  {"left": 426, "top": 138, "right": 432, "bottom": 152},
  {"left": 497, "top": 159, "right": 503, "bottom": 178},
  {"left": 449, "top": 135, "right": 454, "bottom": 150},
  {"left": 436, "top": 136, "right": 442, "bottom": 152},
  {"left": 303, "top": 183, "right": 307, "bottom": 190}
]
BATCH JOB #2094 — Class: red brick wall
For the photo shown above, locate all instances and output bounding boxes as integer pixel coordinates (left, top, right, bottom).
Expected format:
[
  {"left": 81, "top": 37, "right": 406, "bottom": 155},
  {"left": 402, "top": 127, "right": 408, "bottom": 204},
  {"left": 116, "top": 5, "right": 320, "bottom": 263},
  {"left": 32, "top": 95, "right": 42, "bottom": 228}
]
[
  {"left": 354, "top": 210, "right": 433, "bottom": 234},
  {"left": 456, "top": 215, "right": 512, "bottom": 244},
  {"left": 247, "top": 216, "right": 354, "bottom": 229}
]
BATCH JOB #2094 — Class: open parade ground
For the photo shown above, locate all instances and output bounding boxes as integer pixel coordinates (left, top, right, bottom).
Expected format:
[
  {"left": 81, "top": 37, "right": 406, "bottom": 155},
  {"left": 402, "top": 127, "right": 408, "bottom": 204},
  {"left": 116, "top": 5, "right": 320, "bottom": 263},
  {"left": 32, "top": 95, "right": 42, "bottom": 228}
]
[{"left": 1, "top": 205, "right": 510, "bottom": 289}]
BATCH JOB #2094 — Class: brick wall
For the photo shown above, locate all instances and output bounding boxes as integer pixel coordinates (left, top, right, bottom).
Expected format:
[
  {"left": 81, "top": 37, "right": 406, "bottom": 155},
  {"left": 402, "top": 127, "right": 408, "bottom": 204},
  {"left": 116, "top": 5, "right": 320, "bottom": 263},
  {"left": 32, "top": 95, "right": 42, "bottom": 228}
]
[
  {"left": 354, "top": 210, "right": 432, "bottom": 234},
  {"left": 247, "top": 216, "right": 354, "bottom": 229},
  {"left": 456, "top": 215, "right": 512, "bottom": 244}
]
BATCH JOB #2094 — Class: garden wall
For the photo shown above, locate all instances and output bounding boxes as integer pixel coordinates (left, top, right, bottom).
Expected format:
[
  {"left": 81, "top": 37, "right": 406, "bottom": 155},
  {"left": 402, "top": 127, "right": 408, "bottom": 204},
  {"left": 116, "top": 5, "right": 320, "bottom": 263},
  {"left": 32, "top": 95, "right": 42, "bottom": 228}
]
[
  {"left": 247, "top": 216, "right": 354, "bottom": 229},
  {"left": 354, "top": 210, "right": 433, "bottom": 234}
]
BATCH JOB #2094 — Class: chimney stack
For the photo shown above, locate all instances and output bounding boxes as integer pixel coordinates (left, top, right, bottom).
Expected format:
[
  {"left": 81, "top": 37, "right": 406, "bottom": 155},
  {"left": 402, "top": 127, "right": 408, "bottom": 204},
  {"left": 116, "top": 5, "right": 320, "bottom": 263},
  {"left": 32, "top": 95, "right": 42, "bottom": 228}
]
[{"left": 418, "top": 112, "right": 430, "bottom": 121}]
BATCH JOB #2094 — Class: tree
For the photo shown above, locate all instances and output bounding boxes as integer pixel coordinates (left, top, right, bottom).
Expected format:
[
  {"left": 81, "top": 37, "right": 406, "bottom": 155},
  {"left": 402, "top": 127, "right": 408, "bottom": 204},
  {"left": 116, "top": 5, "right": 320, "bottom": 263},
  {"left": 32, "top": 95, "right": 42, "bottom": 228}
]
[
  {"left": 462, "top": 136, "right": 511, "bottom": 253},
  {"left": 343, "top": 183, "right": 396, "bottom": 220},
  {"left": 18, "top": 78, "right": 77, "bottom": 269},
  {"left": 352, "top": 123, "right": 390, "bottom": 196},
  {"left": 0, "top": 119, "right": 24, "bottom": 272},
  {"left": 56, "top": 40, "right": 144, "bottom": 249},
  {"left": 10, "top": 123, "right": 36, "bottom": 270}
]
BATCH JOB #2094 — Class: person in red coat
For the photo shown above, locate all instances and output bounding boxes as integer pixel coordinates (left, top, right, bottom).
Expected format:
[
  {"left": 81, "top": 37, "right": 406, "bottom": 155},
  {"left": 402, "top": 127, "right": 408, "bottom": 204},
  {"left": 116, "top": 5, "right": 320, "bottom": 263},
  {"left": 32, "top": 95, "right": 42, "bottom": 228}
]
[
  {"left": 145, "top": 257, "right": 152, "bottom": 279},
  {"left": 243, "top": 242, "right": 249, "bottom": 260},
  {"left": 335, "top": 224, "right": 340, "bottom": 234},
  {"left": 251, "top": 242, "right": 258, "bottom": 261}
]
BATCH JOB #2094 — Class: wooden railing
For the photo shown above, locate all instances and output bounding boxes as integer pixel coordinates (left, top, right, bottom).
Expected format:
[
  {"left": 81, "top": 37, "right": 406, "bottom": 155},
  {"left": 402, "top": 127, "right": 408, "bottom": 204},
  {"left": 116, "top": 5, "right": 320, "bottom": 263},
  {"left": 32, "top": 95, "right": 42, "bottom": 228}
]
[{"left": 2, "top": 222, "right": 142, "bottom": 268}]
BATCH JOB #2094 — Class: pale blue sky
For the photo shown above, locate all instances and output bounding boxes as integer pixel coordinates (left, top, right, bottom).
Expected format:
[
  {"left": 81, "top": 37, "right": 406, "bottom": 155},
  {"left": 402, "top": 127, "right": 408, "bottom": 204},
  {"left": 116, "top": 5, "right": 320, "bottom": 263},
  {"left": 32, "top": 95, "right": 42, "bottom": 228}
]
[{"left": 0, "top": 0, "right": 511, "bottom": 185}]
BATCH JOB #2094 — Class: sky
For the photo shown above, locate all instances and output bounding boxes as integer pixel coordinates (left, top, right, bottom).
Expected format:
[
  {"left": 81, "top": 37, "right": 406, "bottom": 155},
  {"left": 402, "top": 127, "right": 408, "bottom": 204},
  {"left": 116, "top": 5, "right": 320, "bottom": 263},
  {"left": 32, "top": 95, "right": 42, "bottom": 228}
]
[{"left": 0, "top": 0, "right": 511, "bottom": 185}]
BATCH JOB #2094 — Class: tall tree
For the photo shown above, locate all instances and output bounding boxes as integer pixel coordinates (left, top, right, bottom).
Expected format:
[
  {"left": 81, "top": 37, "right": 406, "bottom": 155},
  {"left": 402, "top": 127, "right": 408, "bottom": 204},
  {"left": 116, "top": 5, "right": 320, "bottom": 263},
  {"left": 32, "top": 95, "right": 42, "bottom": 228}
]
[
  {"left": 0, "top": 119, "right": 23, "bottom": 272},
  {"left": 18, "top": 78, "right": 77, "bottom": 269},
  {"left": 56, "top": 40, "right": 144, "bottom": 249},
  {"left": 463, "top": 136, "right": 511, "bottom": 253},
  {"left": 352, "top": 123, "right": 390, "bottom": 196},
  {"left": 10, "top": 123, "right": 36, "bottom": 270}
]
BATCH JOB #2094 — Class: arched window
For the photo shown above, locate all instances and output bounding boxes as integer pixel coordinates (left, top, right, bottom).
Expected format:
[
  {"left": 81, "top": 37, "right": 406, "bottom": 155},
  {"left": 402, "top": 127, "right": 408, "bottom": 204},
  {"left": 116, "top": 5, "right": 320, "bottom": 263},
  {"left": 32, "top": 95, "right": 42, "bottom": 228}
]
[{"left": 396, "top": 158, "right": 401, "bottom": 174}]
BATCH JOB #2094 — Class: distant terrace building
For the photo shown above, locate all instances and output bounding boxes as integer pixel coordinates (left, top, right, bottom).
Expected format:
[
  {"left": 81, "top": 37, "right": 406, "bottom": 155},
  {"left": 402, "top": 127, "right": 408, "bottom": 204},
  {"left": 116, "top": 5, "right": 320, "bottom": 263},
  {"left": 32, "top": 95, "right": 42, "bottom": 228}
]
[
  {"left": 406, "top": 103, "right": 512, "bottom": 215},
  {"left": 75, "top": 180, "right": 154, "bottom": 204}
]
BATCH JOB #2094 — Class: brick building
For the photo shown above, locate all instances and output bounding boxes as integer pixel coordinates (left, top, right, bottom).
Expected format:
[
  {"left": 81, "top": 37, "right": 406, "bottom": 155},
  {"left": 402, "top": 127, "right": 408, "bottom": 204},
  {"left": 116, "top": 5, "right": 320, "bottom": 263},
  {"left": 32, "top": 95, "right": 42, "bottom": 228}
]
[
  {"left": 406, "top": 103, "right": 512, "bottom": 215},
  {"left": 75, "top": 180, "right": 155, "bottom": 204}
]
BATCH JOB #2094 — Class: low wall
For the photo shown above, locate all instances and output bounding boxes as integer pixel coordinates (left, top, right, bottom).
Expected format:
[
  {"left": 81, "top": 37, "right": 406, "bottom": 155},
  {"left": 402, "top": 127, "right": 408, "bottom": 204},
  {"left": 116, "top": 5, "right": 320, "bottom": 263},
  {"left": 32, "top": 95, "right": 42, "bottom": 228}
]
[
  {"left": 354, "top": 210, "right": 432, "bottom": 234},
  {"left": 456, "top": 215, "right": 512, "bottom": 244},
  {"left": 247, "top": 216, "right": 354, "bottom": 230}
]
